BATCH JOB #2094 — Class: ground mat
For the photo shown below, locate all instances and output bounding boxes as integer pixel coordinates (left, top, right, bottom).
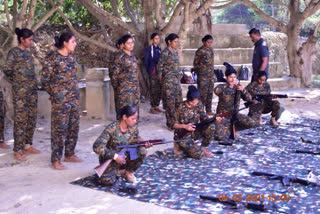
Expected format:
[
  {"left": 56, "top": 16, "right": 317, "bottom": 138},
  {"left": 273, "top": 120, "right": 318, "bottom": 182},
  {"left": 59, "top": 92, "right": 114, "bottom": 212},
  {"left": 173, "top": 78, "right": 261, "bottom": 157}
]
[{"left": 71, "top": 118, "right": 320, "bottom": 213}]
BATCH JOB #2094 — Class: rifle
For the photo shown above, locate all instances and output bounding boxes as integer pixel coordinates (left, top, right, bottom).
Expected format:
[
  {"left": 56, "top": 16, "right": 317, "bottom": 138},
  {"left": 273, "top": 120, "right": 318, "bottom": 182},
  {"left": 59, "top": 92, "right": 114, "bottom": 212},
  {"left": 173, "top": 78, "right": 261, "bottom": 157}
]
[
  {"left": 296, "top": 149, "right": 320, "bottom": 155},
  {"left": 252, "top": 171, "right": 320, "bottom": 187},
  {"left": 253, "top": 94, "right": 304, "bottom": 101},
  {"left": 199, "top": 195, "right": 281, "bottom": 212},
  {"left": 230, "top": 80, "right": 241, "bottom": 140},
  {"left": 176, "top": 102, "right": 254, "bottom": 139},
  {"left": 300, "top": 137, "right": 320, "bottom": 145},
  {"left": 94, "top": 139, "right": 189, "bottom": 177}
]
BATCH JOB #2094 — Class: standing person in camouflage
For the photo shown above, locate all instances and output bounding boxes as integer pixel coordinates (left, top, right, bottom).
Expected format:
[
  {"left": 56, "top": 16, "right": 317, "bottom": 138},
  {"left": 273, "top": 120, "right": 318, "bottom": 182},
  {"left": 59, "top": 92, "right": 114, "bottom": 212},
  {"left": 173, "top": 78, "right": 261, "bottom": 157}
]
[
  {"left": 172, "top": 86, "right": 222, "bottom": 159},
  {"left": 157, "top": 33, "right": 182, "bottom": 130},
  {"left": 193, "top": 35, "right": 216, "bottom": 116},
  {"left": 112, "top": 35, "right": 140, "bottom": 120},
  {"left": 93, "top": 105, "right": 152, "bottom": 186},
  {"left": 41, "top": 32, "right": 82, "bottom": 170},
  {"left": 246, "top": 71, "right": 284, "bottom": 127},
  {"left": 144, "top": 33, "right": 163, "bottom": 114},
  {"left": 0, "top": 91, "right": 9, "bottom": 149},
  {"left": 3, "top": 28, "right": 40, "bottom": 161},
  {"left": 214, "top": 63, "right": 258, "bottom": 141},
  {"left": 109, "top": 37, "right": 125, "bottom": 119}
]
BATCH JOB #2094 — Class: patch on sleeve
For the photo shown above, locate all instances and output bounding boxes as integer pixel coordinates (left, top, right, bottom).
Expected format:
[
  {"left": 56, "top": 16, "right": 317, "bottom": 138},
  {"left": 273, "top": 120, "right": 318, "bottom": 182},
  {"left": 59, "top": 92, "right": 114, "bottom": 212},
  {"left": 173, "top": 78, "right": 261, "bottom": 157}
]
[{"left": 262, "top": 41, "right": 267, "bottom": 46}]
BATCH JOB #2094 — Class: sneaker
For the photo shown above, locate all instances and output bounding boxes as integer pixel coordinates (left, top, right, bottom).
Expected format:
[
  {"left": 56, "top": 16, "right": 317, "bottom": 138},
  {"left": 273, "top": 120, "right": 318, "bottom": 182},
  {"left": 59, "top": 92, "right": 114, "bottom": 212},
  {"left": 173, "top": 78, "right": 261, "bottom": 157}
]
[
  {"left": 124, "top": 171, "right": 136, "bottom": 182},
  {"left": 64, "top": 155, "right": 82, "bottom": 163},
  {"left": 24, "top": 146, "right": 41, "bottom": 154},
  {"left": 14, "top": 152, "right": 27, "bottom": 161},
  {"left": 0, "top": 142, "right": 9, "bottom": 149}
]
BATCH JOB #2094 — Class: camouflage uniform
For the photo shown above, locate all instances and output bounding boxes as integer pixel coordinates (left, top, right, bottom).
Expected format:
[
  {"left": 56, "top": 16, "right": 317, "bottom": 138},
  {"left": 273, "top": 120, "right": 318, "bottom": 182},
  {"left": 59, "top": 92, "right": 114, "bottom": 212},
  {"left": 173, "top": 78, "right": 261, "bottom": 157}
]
[
  {"left": 0, "top": 91, "right": 4, "bottom": 143},
  {"left": 3, "top": 47, "right": 38, "bottom": 152},
  {"left": 108, "top": 50, "right": 121, "bottom": 117},
  {"left": 41, "top": 51, "right": 80, "bottom": 163},
  {"left": 112, "top": 51, "right": 140, "bottom": 120},
  {"left": 157, "top": 47, "right": 182, "bottom": 128},
  {"left": 214, "top": 84, "right": 258, "bottom": 141},
  {"left": 246, "top": 81, "right": 283, "bottom": 122},
  {"left": 93, "top": 121, "right": 146, "bottom": 186},
  {"left": 193, "top": 46, "right": 216, "bottom": 112},
  {"left": 173, "top": 101, "right": 215, "bottom": 159}
]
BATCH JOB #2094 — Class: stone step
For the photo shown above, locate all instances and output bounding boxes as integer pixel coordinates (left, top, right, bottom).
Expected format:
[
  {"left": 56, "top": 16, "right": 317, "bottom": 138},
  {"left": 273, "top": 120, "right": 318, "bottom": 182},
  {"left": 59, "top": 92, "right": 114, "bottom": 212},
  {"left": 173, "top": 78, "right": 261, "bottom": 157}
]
[
  {"left": 185, "top": 34, "right": 253, "bottom": 49},
  {"left": 180, "top": 62, "right": 284, "bottom": 78},
  {"left": 181, "top": 48, "right": 254, "bottom": 66},
  {"left": 180, "top": 77, "right": 301, "bottom": 99}
]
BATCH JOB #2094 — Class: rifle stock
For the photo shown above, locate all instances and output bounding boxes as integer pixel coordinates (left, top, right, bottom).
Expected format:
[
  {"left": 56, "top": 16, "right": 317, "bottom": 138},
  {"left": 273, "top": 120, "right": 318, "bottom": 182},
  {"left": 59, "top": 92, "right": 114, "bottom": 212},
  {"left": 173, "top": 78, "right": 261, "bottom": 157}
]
[{"left": 253, "top": 94, "right": 304, "bottom": 101}]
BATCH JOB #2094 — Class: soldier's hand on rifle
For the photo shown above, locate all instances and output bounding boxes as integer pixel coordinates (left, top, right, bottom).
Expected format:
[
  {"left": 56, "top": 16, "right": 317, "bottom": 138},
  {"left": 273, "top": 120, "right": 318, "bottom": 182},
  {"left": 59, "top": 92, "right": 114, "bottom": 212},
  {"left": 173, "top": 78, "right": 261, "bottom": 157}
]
[
  {"left": 251, "top": 100, "right": 259, "bottom": 104},
  {"left": 115, "top": 154, "right": 126, "bottom": 165},
  {"left": 216, "top": 116, "right": 223, "bottom": 122},
  {"left": 184, "top": 123, "right": 196, "bottom": 131},
  {"left": 236, "top": 84, "right": 244, "bottom": 91},
  {"left": 144, "top": 141, "right": 152, "bottom": 148}
]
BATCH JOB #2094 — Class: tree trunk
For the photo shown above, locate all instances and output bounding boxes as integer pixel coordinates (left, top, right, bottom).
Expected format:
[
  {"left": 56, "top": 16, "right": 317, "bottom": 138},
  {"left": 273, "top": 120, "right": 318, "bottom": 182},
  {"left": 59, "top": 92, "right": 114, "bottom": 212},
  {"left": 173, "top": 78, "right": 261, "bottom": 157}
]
[{"left": 297, "top": 35, "right": 317, "bottom": 86}]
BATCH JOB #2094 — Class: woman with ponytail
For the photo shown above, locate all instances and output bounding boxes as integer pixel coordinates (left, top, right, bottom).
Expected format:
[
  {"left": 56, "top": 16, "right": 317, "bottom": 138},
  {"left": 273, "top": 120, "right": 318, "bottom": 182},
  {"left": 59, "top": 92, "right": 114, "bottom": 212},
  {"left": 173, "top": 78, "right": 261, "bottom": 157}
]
[
  {"left": 193, "top": 34, "right": 216, "bottom": 116},
  {"left": 157, "top": 33, "right": 182, "bottom": 130},
  {"left": 3, "top": 28, "right": 40, "bottom": 161},
  {"left": 41, "top": 32, "right": 82, "bottom": 170},
  {"left": 172, "top": 85, "right": 222, "bottom": 159}
]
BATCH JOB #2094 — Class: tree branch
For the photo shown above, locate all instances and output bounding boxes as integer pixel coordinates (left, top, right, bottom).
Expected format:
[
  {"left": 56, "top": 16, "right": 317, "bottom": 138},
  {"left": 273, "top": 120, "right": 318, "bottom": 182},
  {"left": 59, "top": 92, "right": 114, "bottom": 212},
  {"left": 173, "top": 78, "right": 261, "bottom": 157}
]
[
  {"left": 110, "top": 0, "right": 121, "bottom": 18},
  {"left": 313, "top": 20, "right": 320, "bottom": 37},
  {"left": 210, "top": 0, "right": 241, "bottom": 10},
  {"left": 51, "top": 2, "right": 116, "bottom": 52},
  {"left": 32, "top": 0, "right": 64, "bottom": 32},
  {"left": 272, "top": 0, "right": 288, "bottom": 8},
  {"left": 155, "top": 0, "right": 164, "bottom": 29},
  {"left": 26, "top": 0, "right": 38, "bottom": 29},
  {"left": 123, "top": 0, "right": 138, "bottom": 27},
  {"left": 302, "top": 1, "right": 320, "bottom": 19},
  {"left": 18, "top": 0, "right": 29, "bottom": 23},
  {"left": 240, "top": 0, "right": 287, "bottom": 33},
  {"left": 0, "top": 24, "right": 12, "bottom": 35},
  {"left": 161, "top": 1, "right": 185, "bottom": 34},
  {"left": 303, "top": 0, "right": 309, "bottom": 8},
  {"left": 76, "top": 0, "right": 142, "bottom": 36},
  {"left": 4, "top": 0, "right": 13, "bottom": 31}
]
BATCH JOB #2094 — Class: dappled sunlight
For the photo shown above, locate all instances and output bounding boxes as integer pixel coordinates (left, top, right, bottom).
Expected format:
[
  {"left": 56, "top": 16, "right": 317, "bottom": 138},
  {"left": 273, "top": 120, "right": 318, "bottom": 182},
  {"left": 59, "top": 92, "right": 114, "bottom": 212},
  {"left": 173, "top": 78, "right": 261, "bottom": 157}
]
[{"left": 80, "top": 124, "right": 104, "bottom": 133}]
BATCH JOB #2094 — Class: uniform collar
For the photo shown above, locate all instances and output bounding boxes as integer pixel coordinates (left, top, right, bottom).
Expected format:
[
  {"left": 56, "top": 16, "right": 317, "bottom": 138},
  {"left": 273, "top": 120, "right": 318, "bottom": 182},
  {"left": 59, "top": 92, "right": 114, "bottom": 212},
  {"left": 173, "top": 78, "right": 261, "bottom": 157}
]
[{"left": 254, "top": 38, "right": 264, "bottom": 46}]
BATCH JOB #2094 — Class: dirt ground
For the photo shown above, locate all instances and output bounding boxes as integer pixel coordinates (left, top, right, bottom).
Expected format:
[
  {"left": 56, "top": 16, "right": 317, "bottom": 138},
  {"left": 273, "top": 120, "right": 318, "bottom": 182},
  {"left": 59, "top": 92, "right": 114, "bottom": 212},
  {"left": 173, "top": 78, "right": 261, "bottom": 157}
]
[{"left": 0, "top": 87, "right": 319, "bottom": 214}]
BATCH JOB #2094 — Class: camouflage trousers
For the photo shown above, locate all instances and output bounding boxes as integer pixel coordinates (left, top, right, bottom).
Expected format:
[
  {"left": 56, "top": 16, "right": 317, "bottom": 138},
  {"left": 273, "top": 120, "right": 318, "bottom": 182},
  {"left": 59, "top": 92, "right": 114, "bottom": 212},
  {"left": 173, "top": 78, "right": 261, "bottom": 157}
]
[
  {"left": 149, "top": 72, "right": 161, "bottom": 108},
  {"left": 214, "top": 113, "right": 258, "bottom": 141},
  {"left": 0, "top": 91, "right": 4, "bottom": 143},
  {"left": 175, "top": 123, "right": 215, "bottom": 159},
  {"left": 249, "top": 100, "right": 284, "bottom": 122},
  {"left": 162, "top": 81, "right": 182, "bottom": 128},
  {"left": 12, "top": 88, "right": 38, "bottom": 152},
  {"left": 99, "top": 147, "right": 146, "bottom": 186},
  {"left": 197, "top": 75, "right": 215, "bottom": 112},
  {"left": 51, "top": 99, "right": 80, "bottom": 163},
  {"left": 116, "top": 87, "right": 140, "bottom": 120}
]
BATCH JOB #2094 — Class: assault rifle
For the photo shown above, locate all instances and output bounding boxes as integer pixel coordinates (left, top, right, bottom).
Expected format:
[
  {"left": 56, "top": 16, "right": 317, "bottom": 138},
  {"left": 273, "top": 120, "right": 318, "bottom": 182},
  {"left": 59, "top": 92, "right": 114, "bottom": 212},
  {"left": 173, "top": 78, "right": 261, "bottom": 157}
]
[
  {"left": 253, "top": 94, "right": 304, "bottom": 101},
  {"left": 94, "top": 139, "right": 190, "bottom": 177},
  {"left": 176, "top": 102, "right": 255, "bottom": 139},
  {"left": 199, "top": 195, "right": 281, "bottom": 212},
  {"left": 252, "top": 171, "right": 320, "bottom": 187},
  {"left": 296, "top": 149, "right": 320, "bottom": 155}
]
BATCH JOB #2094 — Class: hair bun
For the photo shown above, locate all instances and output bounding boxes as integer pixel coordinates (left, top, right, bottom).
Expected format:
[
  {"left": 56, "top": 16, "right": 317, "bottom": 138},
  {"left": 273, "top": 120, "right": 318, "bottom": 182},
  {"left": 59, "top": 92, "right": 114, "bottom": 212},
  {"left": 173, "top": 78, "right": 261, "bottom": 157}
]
[
  {"left": 15, "top": 28, "right": 21, "bottom": 35},
  {"left": 188, "top": 85, "right": 197, "bottom": 92}
]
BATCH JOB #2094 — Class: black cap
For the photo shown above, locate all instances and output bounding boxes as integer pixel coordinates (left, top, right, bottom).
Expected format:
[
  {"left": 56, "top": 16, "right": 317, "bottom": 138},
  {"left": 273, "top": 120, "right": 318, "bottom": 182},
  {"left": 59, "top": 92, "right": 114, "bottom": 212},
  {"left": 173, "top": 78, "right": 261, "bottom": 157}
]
[{"left": 223, "top": 62, "right": 237, "bottom": 76}]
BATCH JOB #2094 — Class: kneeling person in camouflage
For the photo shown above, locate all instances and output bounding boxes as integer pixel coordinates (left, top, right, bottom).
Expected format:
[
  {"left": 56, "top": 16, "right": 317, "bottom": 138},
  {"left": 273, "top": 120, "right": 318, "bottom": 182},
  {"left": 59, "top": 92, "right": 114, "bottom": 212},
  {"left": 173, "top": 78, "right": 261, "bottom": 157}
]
[
  {"left": 172, "top": 86, "right": 222, "bottom": 159},
  {"left": 93, "top": 105, "right": 152, "bottom": 186}
]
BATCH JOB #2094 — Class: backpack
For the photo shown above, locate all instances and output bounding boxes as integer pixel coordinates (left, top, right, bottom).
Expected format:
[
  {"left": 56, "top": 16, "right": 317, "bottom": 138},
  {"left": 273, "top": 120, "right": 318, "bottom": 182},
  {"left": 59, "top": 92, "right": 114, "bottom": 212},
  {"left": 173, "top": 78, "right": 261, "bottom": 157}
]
[
  {"left": 239, "top": 65, "right": 250, "bottom": 80},
  {"left": 180, "top": 68, "right": 194, "bottom": 84},
  {"left": 214, "top": 69, "right": 226, "bottom": 82}
]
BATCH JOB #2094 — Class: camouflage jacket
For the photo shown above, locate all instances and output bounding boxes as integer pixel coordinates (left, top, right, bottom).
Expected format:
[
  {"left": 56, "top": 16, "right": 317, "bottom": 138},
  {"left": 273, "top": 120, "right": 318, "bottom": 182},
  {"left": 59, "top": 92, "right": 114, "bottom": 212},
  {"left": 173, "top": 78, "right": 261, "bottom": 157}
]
[
  {"left": 173, "top": 100, "right": 208, "bottom": 135},
  {"left": 93, "top": 121, "right": 138, "bottom": 161},
  {"left": 193, "top": 46, "right": 214, "bottom": 77},
  {"left": 112, "top": 50, "right": 139, "bottom": 92},
  {"left": 214, "top": 83, "right": 251, "bottom": 115},
  {"left": 157, "top": 47, "right": 181, "bottom": 83},
  {"left": 108, "top": 50, "right": 121, "bottom": 89},
  {"left": 3, "top": 47, "right": 37, "bottom": 90},
  {"left": 41, "top": 51, "right": 79, "bottom": 103},
  {"left": 246, "top": 81, "right": 271, "bottom": 112}
]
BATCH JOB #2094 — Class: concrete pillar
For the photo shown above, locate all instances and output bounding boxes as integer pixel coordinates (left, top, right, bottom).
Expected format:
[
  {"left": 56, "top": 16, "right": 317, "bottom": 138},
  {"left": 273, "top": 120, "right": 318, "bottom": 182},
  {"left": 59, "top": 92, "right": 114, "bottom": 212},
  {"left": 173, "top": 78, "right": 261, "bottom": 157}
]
[{"left": 85, "top": 68, "right": 116, "bottom": 120}]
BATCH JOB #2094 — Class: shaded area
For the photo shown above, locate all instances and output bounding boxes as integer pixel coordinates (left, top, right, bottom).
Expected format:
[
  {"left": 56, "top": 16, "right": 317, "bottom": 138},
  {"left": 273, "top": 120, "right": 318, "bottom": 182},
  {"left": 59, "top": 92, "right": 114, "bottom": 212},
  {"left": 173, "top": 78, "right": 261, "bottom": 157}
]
[{"left": 71, "top": 117, "right": 319, "bottom": 213}]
